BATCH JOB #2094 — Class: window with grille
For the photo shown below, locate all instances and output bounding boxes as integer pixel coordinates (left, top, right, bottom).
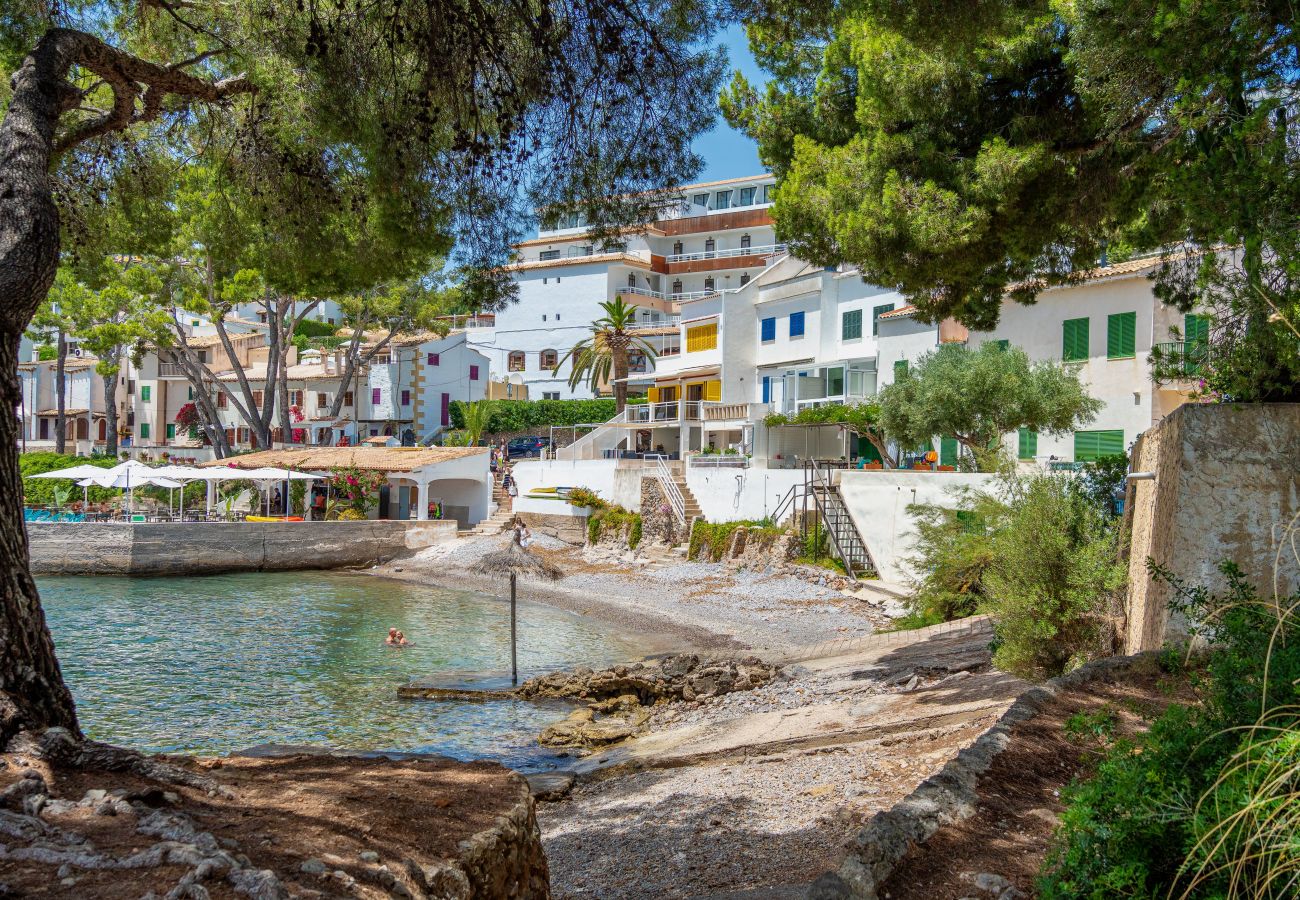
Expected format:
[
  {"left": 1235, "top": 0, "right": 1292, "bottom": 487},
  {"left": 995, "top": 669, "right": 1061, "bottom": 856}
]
[
  {"left": 508, "top": 351, "right": 526, "bottom": 372},
  {"left": 540, "top": 349, "right": 558, "bottom": 369}
]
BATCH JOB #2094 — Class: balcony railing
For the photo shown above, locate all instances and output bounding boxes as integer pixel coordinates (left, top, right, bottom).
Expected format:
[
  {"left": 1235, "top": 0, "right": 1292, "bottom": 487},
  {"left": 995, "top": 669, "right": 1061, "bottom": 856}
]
[
  {"left": 625, "top": 400, "right": 720, "bottom": 424},
  {"left": 621, "top": 285, "right": 721, "bottom": 303},
  {"left": 703, "top": 403, "right": 751, "bottom": 422},
  {"left": 158, "top": 363, "right": 188, "bottom": 378},
  {"left": 1153, "top": 340, "right": 1208, "bottom": 378},
  {"left": 666, "top": 243, "right": 786, "bottom": 263}
]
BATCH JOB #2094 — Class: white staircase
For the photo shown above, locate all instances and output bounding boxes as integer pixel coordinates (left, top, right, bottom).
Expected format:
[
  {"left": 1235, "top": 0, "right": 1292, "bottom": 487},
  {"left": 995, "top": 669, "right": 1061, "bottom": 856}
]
[{"left": 554, "top": 409, "right": 631, "bottom": 460}]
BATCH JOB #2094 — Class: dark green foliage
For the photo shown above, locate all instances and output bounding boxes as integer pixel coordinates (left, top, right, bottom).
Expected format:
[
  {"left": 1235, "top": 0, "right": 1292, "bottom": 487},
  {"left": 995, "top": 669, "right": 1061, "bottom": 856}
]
[
  {"left": 1074, "top": 453, "right": 1128, "bottom": 517},
  {"left": 1040, "top": 563, "right": 1300, "bottom": 899},
  {"left": 294, "top": 319, "right": 339, "bottom": 339},
  {"left": 19, "top": 453, "right": 115, "bottom": 505},
  {"left": 905, "top": 474, "right": 1125, "bottom": 677},
  {"left": 726, "top": 0, "right": 1299, "bottom": 398},
  {"left": 878, "top": 344, "right": 1103, "bottom": 471},
  {"left": 449, "top": 399, "right": 617, "bottom": 434},
  {"left": 904, "top": 488, "right": 1003, "bottom": 624}
]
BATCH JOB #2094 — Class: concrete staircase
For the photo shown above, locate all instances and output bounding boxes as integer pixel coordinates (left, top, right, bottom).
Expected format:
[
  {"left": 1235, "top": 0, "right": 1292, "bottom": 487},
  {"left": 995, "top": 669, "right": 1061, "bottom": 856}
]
[
  {"left": 638, "top": 543, "right": 688, "bottom": 573},
  {"left": 464, "top": 472, "right": 516, "bottom": 536},
  {"left": 654, "top": 461, "right": 703, "bottom": 525}
]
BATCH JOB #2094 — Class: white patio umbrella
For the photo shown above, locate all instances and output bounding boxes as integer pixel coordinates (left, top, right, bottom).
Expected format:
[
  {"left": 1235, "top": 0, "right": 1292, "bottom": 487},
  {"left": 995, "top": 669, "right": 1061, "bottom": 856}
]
[
  {"left": 79, "top": 471, "right": 183, "bottom": 515},
  {"left": 26, "top": 463, "right": 114, "bottom": 509},
  {"left": 150, "top": 465, "right": 210, "bottom": 520}
]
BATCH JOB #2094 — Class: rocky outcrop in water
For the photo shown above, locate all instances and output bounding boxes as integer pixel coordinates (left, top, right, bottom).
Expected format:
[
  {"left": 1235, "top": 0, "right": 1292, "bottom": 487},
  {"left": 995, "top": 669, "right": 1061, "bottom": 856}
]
[{"left": 520, "top": 655, "right": 781, "bottom": 750}]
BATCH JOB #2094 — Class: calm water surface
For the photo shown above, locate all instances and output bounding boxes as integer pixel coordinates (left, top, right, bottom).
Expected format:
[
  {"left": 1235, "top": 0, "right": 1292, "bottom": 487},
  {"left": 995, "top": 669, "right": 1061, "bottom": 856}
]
[{"left": 38, "top": 573, "right": 646, "bottom": 769}]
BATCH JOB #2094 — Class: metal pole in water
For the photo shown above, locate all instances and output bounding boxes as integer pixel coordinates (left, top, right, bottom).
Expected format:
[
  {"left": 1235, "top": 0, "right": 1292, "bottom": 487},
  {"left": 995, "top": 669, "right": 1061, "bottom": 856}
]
[{"left": 510, "top": 571, "right": 519, "bottom": 686}]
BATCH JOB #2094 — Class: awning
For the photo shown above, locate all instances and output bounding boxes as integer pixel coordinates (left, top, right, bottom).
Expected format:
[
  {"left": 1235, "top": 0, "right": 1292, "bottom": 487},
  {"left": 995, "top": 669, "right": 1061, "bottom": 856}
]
[{"left": 654, "top": 365, "right": 720, "bottom": 382}]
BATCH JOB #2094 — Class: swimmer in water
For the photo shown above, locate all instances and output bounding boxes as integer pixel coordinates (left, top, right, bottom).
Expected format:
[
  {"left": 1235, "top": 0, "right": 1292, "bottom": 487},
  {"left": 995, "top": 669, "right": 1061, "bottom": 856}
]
[
  {"left": 395, "top": 630, "right": 410, "bottom": 647},
  {"left": 385, "top": 628, "right": 401, "bottom": 646}
]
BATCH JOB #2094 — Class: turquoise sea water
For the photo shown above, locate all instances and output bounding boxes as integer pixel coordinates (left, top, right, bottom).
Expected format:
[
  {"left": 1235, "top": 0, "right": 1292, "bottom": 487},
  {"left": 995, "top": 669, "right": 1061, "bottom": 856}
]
[{"left": 37, "top": 573, "right": 645, "bottom": 769}]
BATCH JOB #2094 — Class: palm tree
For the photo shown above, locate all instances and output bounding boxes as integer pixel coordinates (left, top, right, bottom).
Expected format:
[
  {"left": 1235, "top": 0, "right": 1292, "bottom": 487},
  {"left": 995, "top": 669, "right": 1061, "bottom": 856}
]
[
  {"left": 554, "top": 297, "right": 657, "bottom": 413},
  {"left": 460, "top": 399, "right": 496, "bottom": 445}
]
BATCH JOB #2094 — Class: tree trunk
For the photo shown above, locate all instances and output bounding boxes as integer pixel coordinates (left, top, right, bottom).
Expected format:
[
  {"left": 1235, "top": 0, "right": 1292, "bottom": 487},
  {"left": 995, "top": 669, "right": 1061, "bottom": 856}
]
[
  {"left": 612, "top": 345, "right": 629, "bottom": 413},
  {"left": 0, "top": 29, "right": 88, "bottom": 742},
  {"left": 103, "top": 355, "right": 119, "bottom": 456},
  {"left": 54, "top": 328, "right": 67, "bottom": 453}
]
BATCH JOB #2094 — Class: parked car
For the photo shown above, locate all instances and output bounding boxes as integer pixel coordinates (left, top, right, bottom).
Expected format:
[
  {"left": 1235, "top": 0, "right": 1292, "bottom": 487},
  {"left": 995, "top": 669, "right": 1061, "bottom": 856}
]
[{"left": 507, "top": 436, "right": 551, "bottom": 458}]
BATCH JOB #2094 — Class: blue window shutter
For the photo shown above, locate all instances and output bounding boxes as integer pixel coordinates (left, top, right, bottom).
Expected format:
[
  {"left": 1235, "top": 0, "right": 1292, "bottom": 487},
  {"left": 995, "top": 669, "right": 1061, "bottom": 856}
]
[
  {"left": 761, "top": 376, "right": 770, "bottom": 403},
  {"left": 761, "top": 318, "right": 776, "bottom": 342},
  {"left": 790, "top": 311, "right": 805, "bottom": 337}
]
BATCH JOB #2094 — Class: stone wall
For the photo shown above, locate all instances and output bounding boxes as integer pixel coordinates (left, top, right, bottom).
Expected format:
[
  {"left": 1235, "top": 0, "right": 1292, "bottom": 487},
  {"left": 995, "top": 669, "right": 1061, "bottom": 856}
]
[
  {"left": 640, "top": 476, "right": 688, "bottom": 546},
  {"left": 1123, "top": 403, "right": 1300, "bottom": 652},
  {"left": 27, "top": 520, "right": 458, "bottom": 576},
  {"left": 516, "top": 512, "right": 588, "bottom": 546}
]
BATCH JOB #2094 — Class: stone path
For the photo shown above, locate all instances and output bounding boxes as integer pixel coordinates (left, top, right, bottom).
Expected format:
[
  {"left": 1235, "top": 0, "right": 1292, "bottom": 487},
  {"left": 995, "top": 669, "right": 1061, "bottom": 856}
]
[{"left": 539, "top": 621, "right": 1023, "bottom": 899}]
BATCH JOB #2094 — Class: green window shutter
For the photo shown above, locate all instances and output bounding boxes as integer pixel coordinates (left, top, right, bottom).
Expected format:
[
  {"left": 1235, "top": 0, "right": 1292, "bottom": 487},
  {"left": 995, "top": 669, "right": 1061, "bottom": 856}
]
[
  {"left": 1018, "top": 428, "right": 1038, "bottom": 460},
  {"left": 141, "top": 385, "right": 151, "bottom": 402},
  {"left": 1062, "top": 318, "right": 1089, "bottom": 361},
  {"left": 140, "top": 423, "right": 150, "bottom": 440},
  {"left": 842, "top": 309, "right": 863, "bottom": 340},
  {"left": 1107, "top": 312, "right": 1136, "bottom": 359},
  {"left": 166, "top": 423, "right": 176, "bottom": 440},
  {"left": 893, "top": 359, "right": 909, "bottom": 380},
  {"left": 1074, "top": 429, "right": 1123, "bottom": 461},
  {"left": 1185, "top": 313, "right": 1209, "bottom": 343},
  {"left": 939, "top": 436, "right": 958, "bottom": 467}
]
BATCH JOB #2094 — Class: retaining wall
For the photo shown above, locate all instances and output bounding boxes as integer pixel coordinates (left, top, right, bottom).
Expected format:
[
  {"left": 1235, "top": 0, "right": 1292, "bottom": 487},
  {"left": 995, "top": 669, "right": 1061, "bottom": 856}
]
[
  {"left": 1123, "top": 403, "right": 1300, "bottom": 652},
  {"left": 27, "top": 520, "right": 458, "bottom": 576}
]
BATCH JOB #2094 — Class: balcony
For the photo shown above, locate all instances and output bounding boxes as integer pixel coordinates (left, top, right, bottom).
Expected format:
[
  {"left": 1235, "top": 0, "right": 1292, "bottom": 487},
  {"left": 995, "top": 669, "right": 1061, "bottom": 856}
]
[
  {"left": 621, "top": 284, "right": 720, "bottom": 303},
  {"left": 158, "top": 363, "right": 188, "bottom": 378},
  {"left": 1153, "top": 340, "right": 1208, "bottom": 379},
  {"left": 626, "top": 400, "right": 721, "bottom": 424},
  {"left": 664, "top": 244, "right": 787, "bottom": 275},
  {"left": 657, "top": 207, "right": 775, "bottom": 236}
]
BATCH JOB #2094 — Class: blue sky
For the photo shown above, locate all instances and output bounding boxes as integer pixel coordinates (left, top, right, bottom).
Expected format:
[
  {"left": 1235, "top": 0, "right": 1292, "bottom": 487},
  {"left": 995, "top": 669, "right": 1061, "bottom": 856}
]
[{"left": 692, "top": 24, "right": 767, "bottom": 182}]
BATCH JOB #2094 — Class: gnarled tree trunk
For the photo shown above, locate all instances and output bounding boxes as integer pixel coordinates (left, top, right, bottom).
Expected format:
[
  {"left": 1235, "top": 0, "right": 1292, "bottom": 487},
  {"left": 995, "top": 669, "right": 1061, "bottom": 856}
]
[{"left": 0, "top": 27, "right": 250, "bottom": 744}]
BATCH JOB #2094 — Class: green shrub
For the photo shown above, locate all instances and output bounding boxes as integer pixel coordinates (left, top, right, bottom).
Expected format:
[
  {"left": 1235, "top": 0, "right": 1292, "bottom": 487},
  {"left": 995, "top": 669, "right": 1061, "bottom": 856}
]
[
  {"left": 687, "top": 519, "right": 783, "bottom": 562},
  {"left": 20, "top": 452, "right": 116, "bottom": 506},
  {"left": 1039, "top": 563, "right": 1300, "bottom": 899},
  {"left": 904, "top": 489, "right": 1003, "bottom": 622},
  {"left": 587, "top": 503, "right": 641, "bottom": 549},
  {"left": 982, "top": 475, "right": 1125, "bottom": 679},
  {"left": 904, "top": 473, "right": 1125, "bottom": 678},
  {"left": 294, "top": 318, "right": 340, "bottom": 339},
  {"left": 449, "top": 398, "right": 617, "bottom": 434},
  {"left": 565, "top": 487, "right": 606, "bottom": 510}
]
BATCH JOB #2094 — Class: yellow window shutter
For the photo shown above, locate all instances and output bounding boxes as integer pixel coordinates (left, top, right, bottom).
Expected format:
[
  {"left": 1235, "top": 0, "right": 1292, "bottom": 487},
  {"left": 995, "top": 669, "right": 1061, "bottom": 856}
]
[
  {"left": 704, "top": 380, "right": 721, "bottom": 402},
  {"left": 647, "top": 386, "right": 659, "bottom": 403},
  {"left": 686, "top": 323, "right": 718, "bottom": 353}
]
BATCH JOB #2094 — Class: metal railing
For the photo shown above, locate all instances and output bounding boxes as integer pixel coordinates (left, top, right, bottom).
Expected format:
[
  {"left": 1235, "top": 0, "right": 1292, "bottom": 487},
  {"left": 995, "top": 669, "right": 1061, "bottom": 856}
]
[
  {"left": 625, "top": 400, "right": 720, "bottom": 424},
  {"left": 158, "top": 363, "right": 188, "bottom": 377},
  {"left": 652, "top": 454, "right": 686, "bottom": 524},
  {"left": 688, "top": 454, "right": 748, "bottom": 469},
  {"left": 1153, "top": 340, "right": 1208, "bottom": 378},
  {"left": 665, "top": 243, "right": 787, "bottom": 263}
]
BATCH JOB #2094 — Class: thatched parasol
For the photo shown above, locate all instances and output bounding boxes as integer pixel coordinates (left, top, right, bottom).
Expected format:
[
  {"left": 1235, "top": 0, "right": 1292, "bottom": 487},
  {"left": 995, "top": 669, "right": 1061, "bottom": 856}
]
[{"left": 480, "top": 529, "right": 562, "bottom": 684}]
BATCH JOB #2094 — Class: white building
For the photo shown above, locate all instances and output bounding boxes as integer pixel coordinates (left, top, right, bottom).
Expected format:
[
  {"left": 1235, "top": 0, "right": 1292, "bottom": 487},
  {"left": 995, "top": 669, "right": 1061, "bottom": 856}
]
[{"left": 469, "top": 174, "right": 781, "bottom": 400}]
